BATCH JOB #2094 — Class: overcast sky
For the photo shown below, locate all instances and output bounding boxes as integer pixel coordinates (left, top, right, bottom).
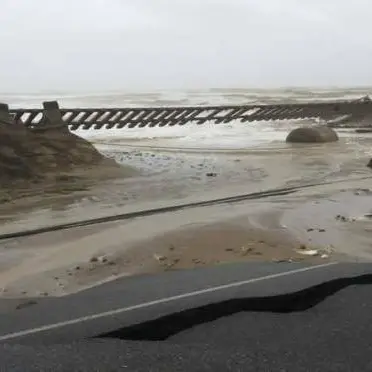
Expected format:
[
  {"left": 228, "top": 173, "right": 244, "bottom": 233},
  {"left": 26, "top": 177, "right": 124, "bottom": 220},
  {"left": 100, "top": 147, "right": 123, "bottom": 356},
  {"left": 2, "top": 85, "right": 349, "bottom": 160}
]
[{"left": 1, "top": 0, "right": 372, "bottom": 92}]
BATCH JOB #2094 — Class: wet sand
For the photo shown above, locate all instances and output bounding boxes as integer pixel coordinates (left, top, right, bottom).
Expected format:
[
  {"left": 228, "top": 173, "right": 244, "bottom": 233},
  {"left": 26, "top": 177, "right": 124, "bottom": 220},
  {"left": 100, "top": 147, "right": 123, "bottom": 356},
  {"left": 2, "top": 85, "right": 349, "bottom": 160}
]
[
  {"left": 0, "top": 130, "right": 371, "bottom": 298},
  {"left": 0, "top": 182, "right": 371, "bottom": 298},
  {"left": 0, "top": 209, "right": 327, "bottom": 298}
]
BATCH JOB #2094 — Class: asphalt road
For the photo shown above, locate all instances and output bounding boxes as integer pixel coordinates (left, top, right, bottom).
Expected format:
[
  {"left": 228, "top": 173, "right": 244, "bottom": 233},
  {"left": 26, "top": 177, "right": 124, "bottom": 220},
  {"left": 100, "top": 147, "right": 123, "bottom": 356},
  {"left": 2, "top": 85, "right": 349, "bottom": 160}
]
[{"left": 1, "top": 261, "right": 372, "bottom": 371}]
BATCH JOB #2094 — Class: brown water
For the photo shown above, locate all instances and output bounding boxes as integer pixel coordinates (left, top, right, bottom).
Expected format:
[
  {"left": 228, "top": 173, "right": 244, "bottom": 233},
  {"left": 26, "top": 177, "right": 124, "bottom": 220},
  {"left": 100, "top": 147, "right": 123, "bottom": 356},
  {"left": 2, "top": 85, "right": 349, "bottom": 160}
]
[{"left": 0, "top": 130, "right": 371, "bottom": 236}]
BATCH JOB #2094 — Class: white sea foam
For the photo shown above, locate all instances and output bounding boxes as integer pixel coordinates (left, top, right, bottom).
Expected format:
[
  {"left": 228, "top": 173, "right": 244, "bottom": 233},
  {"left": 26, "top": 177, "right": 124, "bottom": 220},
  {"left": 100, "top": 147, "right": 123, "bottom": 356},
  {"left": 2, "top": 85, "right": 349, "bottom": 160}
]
[{"left": 76, "top": 119, "right": 304, "bottom": 150}]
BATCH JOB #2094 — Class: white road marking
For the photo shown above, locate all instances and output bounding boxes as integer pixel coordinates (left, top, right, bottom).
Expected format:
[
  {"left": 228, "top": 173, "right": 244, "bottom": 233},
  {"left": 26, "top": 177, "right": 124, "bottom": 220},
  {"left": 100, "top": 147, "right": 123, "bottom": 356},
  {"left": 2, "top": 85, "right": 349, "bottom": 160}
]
[{"left": 0, "top": 262, "right": 337, "bottom": 341}]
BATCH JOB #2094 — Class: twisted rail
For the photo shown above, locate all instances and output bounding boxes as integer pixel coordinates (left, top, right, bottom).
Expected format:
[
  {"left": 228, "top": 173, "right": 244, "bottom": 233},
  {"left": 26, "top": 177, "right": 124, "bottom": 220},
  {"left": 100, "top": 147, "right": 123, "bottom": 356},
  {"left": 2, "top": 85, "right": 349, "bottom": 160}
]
[{"left": 9, "top": 98, "right": 372, "bottom": 131}]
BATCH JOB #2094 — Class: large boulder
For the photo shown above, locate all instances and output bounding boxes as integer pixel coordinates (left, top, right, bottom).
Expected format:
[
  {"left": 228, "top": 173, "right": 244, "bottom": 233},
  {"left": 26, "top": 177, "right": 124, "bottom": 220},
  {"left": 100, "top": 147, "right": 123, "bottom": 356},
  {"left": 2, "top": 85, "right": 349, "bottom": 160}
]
[
  {"left": 286, "top": 125, "right": 339, "bottom": 143},
  {"left": 0, "top": 101, "right": 135, "bottom": 189}
]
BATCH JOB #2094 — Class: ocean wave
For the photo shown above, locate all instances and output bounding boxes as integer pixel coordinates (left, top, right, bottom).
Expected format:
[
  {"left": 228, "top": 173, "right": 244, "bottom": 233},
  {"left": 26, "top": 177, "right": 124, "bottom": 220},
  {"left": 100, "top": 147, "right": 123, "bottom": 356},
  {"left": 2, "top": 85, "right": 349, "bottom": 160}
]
[{"left": 3, "top": 87, "right": 371, "bottom": 108}]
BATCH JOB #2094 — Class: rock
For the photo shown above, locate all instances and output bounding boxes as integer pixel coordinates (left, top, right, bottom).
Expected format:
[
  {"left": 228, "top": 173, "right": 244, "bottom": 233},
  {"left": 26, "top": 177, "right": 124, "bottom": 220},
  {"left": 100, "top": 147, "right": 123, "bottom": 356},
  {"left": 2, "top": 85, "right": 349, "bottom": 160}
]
[
  {"left": 206, "top": 172, "right": 217, "bottom": 177},
  {"left": 0, "top": 101, "right": 136, "bottom": 193},
  {"left": 286, "top": 125, "right": 338, "bottom": 143},
  {"left": 367, "top": 159, "right": 372, "bottom": 168}
]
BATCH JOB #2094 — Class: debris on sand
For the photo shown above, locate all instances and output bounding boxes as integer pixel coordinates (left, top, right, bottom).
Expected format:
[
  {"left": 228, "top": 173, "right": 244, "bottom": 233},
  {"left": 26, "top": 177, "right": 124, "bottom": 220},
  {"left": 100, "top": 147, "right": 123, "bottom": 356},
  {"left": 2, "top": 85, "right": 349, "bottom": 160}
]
[
  {"left": 296, "top": 249, "right": 319, "bottom": 257},
  {"left": 98, "top": 255, "right": 108, "bottom": 264},
  {"left": 240, "top": 246, "right": 253, "bottom": 256},
  {"left": 153, "top": 254, "right": 166, "bottom": 262},
  {"left": 336, "top": 214, "right": 348, "bottom": 222},
  {"left": 272, "top": 258, "right": 293, "bottom": 263}
]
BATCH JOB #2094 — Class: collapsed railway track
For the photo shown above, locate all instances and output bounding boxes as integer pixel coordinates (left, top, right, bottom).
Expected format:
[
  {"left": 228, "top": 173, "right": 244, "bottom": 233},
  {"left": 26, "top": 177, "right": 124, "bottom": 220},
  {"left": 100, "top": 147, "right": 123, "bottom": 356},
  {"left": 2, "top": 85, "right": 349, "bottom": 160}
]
[{"left": 9, "top": 96, "right": 372, "bottom": 130}]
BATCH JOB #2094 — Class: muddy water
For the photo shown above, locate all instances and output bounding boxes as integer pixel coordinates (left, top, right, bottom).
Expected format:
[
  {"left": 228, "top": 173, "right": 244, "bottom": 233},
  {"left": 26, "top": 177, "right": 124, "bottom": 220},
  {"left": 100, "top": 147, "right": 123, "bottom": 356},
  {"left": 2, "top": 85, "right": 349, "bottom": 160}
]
[{"left": 0, "top": 129, "right": 371, "bottom": 236}]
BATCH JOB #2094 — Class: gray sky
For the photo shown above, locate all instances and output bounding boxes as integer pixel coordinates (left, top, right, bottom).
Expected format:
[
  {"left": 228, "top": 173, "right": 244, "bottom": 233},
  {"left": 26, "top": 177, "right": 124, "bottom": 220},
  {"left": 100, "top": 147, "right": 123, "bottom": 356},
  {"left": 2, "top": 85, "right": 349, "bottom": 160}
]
[{"left": 1, "top": 0, "right": 372, "bottom": 92}]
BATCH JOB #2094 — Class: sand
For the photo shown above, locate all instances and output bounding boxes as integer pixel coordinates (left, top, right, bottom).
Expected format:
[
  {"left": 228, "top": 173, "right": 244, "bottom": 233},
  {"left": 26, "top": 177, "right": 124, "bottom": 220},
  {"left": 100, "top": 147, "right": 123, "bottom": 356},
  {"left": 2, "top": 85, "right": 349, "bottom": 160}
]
[
  {"left": 0, "top": 183, "right": 371, "bottom": 298},
  {"left": 0, "top": 219, "right": 325, "bottom": 299}
]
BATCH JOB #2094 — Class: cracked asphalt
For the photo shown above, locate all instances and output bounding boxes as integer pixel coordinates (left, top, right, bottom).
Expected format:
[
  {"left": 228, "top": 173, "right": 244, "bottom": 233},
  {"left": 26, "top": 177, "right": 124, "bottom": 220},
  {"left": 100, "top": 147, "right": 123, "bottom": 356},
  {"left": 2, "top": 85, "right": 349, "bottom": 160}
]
[{"left": 1, "top": 261, "right": 372, "bottom": 371}]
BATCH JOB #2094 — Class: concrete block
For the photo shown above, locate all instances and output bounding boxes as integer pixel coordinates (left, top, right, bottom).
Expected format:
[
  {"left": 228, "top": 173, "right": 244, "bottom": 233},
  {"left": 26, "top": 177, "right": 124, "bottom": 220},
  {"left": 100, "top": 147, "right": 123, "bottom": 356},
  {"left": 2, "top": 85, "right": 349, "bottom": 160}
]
[
  {"left": 0, "top": 103, "right": 11, "bottom": 124},
  {"left": 40, "top": 101, "right": 67, "bottom": 130}
]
